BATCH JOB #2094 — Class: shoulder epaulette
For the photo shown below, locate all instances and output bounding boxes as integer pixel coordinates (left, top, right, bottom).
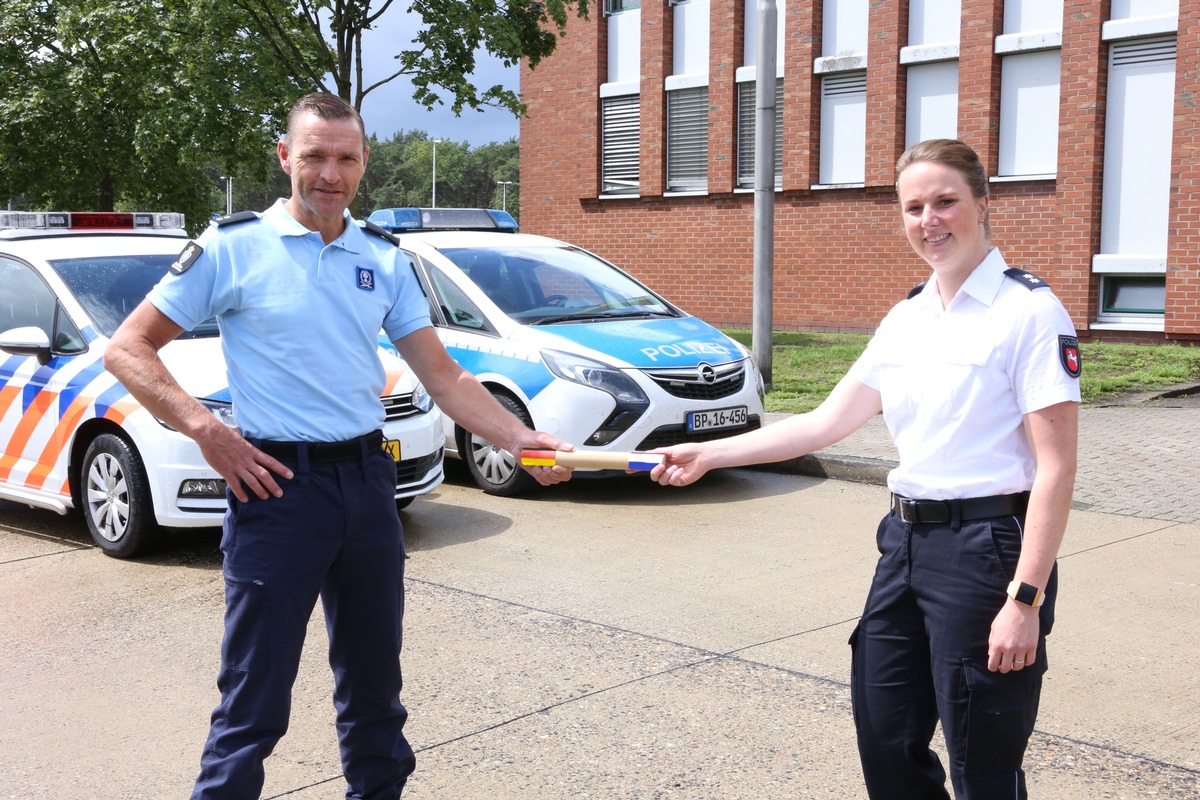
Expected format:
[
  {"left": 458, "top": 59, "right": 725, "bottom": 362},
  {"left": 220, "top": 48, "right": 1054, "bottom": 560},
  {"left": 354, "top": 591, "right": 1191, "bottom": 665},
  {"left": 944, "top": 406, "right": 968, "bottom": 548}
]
[
  {"left": 214, "top": 210, "right": 260, "bottom": 228},
  {"left": 362, "top": 220, "right": 399, "bottom": 246},
  {"left": 1004, "top": 268, "right": 1052, "bottom": 291},
  {"left": 906, "top": 281, "right": 926, "bottom": 300}
]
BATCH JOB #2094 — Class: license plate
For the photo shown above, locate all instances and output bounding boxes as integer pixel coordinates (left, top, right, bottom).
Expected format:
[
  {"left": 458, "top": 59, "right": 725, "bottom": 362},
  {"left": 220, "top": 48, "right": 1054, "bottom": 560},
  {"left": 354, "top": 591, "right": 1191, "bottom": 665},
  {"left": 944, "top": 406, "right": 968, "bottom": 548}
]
[
  {"left": 382, "top": 439, "right": 402, "bottom": 461},
  {"left": 687, "top": 405, "right": 748, "bottom": 433}
]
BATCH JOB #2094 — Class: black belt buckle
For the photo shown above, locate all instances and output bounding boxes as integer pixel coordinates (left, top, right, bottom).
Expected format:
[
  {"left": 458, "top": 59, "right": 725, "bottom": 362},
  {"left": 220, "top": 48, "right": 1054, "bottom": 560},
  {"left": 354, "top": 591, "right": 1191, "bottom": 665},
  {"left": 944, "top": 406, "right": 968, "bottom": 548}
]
[{"left": 894, "top": 495, "right": 950, "bottom": 524}]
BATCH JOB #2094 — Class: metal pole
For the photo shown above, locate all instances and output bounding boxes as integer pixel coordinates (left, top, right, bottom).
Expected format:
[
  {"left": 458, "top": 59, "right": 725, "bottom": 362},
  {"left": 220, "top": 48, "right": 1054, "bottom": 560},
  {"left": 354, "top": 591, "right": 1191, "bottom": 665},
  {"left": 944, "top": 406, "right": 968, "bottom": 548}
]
[
  {"left": 220, "top": 176, "right": 232, "bottom": 215},
  {"left": 432, "top": 139, "right": 443, "bottom": 208},
  {"left": 752, "top": 0, "right": 777, "bottom": 386}
]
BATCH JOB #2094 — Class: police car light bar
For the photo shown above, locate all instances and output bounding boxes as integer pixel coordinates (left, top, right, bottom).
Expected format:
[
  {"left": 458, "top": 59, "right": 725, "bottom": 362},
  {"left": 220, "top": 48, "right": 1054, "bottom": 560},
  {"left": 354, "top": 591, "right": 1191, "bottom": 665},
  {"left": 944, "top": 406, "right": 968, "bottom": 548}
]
[
  {"left": 0, "top": 211, "right": 185, "bottom": 231},
  {"left": 366, "top": 207, "right": 518, "bottom": 233}
]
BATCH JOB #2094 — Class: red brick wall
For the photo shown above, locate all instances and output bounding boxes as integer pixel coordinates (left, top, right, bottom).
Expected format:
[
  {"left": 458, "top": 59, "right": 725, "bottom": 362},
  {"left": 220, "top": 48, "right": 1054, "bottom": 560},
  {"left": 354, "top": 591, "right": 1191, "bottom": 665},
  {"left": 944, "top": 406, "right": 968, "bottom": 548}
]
[
  {"left": 520, "top": 1, "right": 1200, "bottom": 343},
  {"left": 1168, "top": 0, "right": 1200, "bottom": 333}
]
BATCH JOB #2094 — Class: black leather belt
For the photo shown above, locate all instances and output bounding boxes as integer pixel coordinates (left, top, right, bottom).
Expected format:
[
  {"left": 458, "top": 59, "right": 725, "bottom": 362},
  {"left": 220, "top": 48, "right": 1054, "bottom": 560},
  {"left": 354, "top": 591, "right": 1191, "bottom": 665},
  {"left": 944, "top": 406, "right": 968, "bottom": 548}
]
[
  {"left": 891, "top": 491, "right": 1029, "bottom": 524},
  {"left": 255, "top": 430, "right": 383, "bottom": 463}
]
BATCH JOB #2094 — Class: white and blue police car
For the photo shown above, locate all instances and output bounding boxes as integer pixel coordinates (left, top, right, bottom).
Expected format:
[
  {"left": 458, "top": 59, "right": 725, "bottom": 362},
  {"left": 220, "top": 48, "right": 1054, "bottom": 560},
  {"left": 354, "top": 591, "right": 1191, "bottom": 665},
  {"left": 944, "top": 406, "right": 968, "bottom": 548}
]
[
  {"left": 368, "top": 207, "right": 766, "bottom": 496},
  {"left": 0, "top": 211, "right": 444, "bottom": 558}
]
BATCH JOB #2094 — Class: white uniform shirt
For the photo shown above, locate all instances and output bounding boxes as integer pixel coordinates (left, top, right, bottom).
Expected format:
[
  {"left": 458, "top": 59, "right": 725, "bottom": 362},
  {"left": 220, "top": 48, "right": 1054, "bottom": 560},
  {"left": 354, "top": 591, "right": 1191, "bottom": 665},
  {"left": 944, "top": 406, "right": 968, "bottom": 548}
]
[
  {"left": 149, "top": 200, "right": 431, "bottom": 442},
  {"left": 847, "top": 248, "right": 1081, "bottom": 500}
]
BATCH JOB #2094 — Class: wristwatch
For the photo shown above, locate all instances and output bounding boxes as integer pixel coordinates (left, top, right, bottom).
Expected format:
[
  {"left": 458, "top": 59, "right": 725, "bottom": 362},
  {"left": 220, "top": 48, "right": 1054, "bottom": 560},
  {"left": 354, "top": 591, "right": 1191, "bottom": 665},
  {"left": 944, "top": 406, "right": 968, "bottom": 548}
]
[{"left": 1007, "top": 580, "right": 1045, "bottom": 607}]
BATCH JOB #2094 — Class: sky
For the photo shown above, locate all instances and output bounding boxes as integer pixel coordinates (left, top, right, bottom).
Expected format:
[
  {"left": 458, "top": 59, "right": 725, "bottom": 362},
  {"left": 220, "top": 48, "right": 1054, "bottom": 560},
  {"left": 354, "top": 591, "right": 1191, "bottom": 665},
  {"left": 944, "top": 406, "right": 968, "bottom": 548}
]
[{"left": 354, "top": 7, "right": 522, "bottom": 147}]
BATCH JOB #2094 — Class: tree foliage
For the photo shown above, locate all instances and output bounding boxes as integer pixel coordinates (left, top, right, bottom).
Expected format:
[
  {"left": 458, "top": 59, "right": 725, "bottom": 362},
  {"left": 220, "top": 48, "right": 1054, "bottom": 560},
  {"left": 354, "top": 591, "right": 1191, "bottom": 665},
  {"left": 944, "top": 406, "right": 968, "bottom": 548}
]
[
  {"left": 233, "top": 0, "right": 589, "bottom": 116},
  {"left": 0, "top": 0, "right": 313, "bottom": 229},
  {"left": 1, "top": 0, "right": 569, "bottom": 228}
]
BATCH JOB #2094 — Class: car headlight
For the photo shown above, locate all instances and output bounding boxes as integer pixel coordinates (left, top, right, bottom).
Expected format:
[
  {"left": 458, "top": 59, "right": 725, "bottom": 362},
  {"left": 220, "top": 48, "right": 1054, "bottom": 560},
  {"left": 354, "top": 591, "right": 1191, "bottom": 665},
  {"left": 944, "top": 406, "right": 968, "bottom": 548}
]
[
  {"left": 541, "top": 349, "right": 649, "bottom": 406},
  {"left": 541, "top": 349, "right": 650, "bottom": 446},
  {"left": 156, "top": 398, "right": 238, "bottom": 432},
  {"left": 411, "top": 382, "right": 433, "bottom": 413}
]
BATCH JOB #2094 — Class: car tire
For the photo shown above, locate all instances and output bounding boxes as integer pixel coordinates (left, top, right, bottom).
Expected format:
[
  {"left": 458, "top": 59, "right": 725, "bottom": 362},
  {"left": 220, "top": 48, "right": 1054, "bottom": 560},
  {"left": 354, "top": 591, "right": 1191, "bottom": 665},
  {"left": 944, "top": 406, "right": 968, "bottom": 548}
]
[
  {"left": 395, "top": 496, "right": 416, "bottom": 511},
  {"left": 80, "top": 433, "right": 159, "bottom": 558},
  {"left": 460, "top": 391, "right": 540, "bottom": 497}
]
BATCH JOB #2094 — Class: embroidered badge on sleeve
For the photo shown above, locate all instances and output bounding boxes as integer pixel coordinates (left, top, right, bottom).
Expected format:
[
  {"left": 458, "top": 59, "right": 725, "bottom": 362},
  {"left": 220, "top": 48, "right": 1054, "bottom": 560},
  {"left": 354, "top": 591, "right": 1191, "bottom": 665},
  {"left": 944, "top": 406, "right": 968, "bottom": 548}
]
[
  {"left": 1059, "top": 335, "right": 1082, "bottom": 378},
  {"left": 169, "top": 241, "right": 203, "bottom": 275}
]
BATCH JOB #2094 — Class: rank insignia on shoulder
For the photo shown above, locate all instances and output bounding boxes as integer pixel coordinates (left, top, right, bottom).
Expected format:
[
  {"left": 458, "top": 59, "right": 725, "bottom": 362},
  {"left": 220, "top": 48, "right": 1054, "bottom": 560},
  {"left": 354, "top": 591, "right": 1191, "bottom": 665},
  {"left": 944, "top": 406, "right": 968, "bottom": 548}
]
[
  {"left": 214, "top": 210, "right": 259, "bottom": 228},
  {"left": 1004, "top": 267, "right": 1051, "bottom": 290},
  {"left": 1059, "top": 335, "right": 1082, "bottom": 378},
  {"left": 362, "top": 220, "right": 399, "bottom": 245},
  {"left": 169, "top": 241, "right": 203, "bottom": 275},
  {"left": 906, "top": 281, "right": 927, "bottom": 300}
]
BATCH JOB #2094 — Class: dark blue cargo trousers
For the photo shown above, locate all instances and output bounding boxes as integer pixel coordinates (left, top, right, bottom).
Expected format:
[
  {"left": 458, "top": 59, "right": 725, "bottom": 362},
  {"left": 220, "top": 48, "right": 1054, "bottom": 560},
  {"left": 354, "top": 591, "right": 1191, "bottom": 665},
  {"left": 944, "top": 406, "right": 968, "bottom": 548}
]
[
  {"left": 849, "top": 508, "right": 1057, "bottom": 800},
  {"left": 191, "top": 439, "right": 414, "bottom": 800}
]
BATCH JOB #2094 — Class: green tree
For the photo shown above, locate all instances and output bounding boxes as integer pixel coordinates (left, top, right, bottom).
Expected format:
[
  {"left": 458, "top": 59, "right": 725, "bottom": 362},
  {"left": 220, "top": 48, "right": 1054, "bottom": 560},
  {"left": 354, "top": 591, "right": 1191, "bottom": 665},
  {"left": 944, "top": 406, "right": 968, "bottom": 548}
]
[
  {"left": 0, "top": 0, "right": 313, "bottom": 230},
  {"left": 358, "top": 133, "right": 519, "bottom": 217},
  {"left": 234, "top": 0, "right": 589, "bottom": 117}
]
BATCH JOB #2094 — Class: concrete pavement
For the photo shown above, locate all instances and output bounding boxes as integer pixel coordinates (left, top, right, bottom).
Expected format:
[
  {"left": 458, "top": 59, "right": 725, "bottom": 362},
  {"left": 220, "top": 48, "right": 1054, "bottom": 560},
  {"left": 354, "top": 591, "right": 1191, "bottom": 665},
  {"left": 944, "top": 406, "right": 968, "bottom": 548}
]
[{"left": 0, "top": 389, "right": 1197, "bottom": 799}]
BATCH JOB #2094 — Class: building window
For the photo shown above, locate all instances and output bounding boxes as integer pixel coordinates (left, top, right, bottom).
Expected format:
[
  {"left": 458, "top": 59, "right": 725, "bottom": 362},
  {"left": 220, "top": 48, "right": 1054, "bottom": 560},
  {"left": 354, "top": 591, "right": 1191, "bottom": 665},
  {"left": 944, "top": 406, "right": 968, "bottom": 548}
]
[
  {"left": 736, "top": 79, "right": 783, "bottom": 189},
  {"left": 605, "top": 0, "right": 639, "bottom": 14},
  {"left": 1100, "top": 36, "right": 1175, "bottom": 257},
  {"left": 909, "top": 0, "right": 961, "bottom": 47},
  {"left": 906, "top": 61, "right": 959, "bottom": 147},
  {"left": 601, "top": 94, "right": 641, "bottom": 195},
  {"left": 997, "top": 49, "right": 1061, "bottom": 176},
  {"left": 667, "top": 86, "right": 709, "bottom": 192},
  {"left": 819, "top": 71, "right": 866, "bottom": 185},
  {"left": 1099, "top": 276, "right": 1167, "bottom": 327},
  {"left": 822, "top": 0, "right": 868, "bottom": 56}
]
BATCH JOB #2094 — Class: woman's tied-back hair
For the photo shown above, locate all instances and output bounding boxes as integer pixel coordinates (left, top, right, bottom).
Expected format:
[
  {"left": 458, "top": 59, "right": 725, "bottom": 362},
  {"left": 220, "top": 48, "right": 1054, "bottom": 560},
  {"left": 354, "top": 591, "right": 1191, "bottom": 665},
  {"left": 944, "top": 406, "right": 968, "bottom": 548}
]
[
  {"left": 285, "top": 92, "right": 366, "bottom": 146},
  {"left": 895, "top": 138, "right": 991, "bottom": 237}
]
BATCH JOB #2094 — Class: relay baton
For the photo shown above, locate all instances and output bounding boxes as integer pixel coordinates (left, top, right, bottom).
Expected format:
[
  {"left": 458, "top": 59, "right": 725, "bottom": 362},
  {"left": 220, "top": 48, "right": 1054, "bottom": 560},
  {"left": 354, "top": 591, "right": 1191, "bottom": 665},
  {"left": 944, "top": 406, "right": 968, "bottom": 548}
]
[{"left": 520, "top": 449, "right": 665, "bottom": 471}]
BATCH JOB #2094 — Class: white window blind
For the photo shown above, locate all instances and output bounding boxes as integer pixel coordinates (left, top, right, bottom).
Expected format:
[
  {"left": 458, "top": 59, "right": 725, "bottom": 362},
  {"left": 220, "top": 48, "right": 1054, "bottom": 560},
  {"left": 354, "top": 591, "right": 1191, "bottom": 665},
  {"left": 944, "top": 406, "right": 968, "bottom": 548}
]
[
  {"left": 602, "top": 94, "right": 641, "bottom": 195},
  {"left": 1100, "top": 36, "right": 1175, "bottom": 255},
  {"left": 819, "top": 71, "right": 866, "bottom": 184},
  {"left": 667, "top": 86, "right": 709, "bottom": 192},
  {"left": 906, "top": 61, "right": 959, "bottom": 147},
  {"left": 737, "top": 79, "right": 784, "bottom": 189},
  {"left": 998, "top": 50, "right": 1061, "bottom": 176}
]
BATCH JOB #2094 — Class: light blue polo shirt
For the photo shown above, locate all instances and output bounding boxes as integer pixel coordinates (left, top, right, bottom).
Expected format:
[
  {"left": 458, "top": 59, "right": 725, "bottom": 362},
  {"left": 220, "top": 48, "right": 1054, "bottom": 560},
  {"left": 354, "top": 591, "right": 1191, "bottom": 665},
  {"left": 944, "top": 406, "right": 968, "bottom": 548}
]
[{"left": 149, "top": 200, "right": 431, "bottom": 441}]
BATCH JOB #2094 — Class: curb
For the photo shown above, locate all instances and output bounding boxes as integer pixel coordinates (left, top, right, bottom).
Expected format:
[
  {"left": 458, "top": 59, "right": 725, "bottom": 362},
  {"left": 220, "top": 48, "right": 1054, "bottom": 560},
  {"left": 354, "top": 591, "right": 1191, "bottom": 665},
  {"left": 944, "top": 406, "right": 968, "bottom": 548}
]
[{"left": 754, "top": 453, "right": 895, "bottom": 486}]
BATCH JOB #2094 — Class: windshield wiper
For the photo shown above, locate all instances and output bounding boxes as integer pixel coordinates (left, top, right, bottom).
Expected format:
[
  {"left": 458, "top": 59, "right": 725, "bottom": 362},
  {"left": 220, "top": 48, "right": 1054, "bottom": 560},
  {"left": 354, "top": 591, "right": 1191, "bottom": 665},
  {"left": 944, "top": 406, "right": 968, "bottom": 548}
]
[{"left": 531, "top": 310, "right": 674, "bottom": 326}]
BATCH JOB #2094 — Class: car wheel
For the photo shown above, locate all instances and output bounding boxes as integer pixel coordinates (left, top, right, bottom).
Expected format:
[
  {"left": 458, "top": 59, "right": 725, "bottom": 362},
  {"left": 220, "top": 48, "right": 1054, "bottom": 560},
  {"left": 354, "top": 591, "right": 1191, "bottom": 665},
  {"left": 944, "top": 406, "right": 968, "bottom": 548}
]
[
  {"left": 460, "top": 391, "right": 540, "bottom": 496},
  {"left": 80, "top": 433, "right": 159, "bottom": 558}
]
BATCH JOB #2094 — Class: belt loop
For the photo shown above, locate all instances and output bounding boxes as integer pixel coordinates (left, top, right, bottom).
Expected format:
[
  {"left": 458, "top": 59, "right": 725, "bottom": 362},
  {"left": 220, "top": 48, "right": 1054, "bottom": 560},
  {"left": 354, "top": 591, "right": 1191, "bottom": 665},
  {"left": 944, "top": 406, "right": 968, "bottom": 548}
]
[
  {"left": 359, "top": 432, "right": 370, "bottom": 472},
  {"left": 948, "top": 498, "right": 962, "bottom": 531},
  {"left": 297, "top": 441, "right": 309, "bottom": 472}
]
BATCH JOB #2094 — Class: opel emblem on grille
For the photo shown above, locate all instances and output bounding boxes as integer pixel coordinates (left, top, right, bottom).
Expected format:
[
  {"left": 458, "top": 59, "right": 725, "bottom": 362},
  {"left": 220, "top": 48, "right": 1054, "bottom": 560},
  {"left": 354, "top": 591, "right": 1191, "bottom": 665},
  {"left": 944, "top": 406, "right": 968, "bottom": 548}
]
[{"left": 697, "top": 362, "right": 717, "bottom": 384}]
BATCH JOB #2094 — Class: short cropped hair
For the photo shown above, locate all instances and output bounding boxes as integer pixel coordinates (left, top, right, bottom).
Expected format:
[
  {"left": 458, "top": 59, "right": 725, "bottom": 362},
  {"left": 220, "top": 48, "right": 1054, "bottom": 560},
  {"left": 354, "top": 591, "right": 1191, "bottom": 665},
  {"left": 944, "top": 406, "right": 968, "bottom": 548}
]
[
  {"left": 285, "top": 92, "right": 366, "bottom": 146},
  {"left": 895, "top": 139, "right": 991, "bottom": 237}
]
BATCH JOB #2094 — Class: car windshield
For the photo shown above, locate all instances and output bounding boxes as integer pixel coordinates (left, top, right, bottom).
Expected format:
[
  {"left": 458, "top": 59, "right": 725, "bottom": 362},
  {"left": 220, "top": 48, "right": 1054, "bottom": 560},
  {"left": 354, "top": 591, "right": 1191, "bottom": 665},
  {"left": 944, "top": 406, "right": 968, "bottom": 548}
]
[
  {"left": 439, "top": 245, "right": 677, "bottom": 324},
  {"left": 50, "top": 254, "right": 218, "bottom": 338}
]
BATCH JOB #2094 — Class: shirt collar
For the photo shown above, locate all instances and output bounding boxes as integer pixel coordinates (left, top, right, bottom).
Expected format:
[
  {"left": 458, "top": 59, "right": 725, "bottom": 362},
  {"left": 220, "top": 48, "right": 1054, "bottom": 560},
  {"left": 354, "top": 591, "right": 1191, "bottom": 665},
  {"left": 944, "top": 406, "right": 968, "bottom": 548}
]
[
  {"left": 922, "top": 247, "right": 1008, "bottom": 309},
  {"left": 262, "top": 199, "right": 367, "bottom": 253}
]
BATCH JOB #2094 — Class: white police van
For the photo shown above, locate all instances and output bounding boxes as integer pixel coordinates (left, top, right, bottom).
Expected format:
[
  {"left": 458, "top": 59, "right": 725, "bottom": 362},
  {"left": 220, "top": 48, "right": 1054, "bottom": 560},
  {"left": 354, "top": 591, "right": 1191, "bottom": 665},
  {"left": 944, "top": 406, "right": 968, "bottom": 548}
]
[
  {"left": 0, "top": 211, "right": 444, "bottom": 557},
  {"left": 368, "top": 207, "right": 766, "bottom": 496}
]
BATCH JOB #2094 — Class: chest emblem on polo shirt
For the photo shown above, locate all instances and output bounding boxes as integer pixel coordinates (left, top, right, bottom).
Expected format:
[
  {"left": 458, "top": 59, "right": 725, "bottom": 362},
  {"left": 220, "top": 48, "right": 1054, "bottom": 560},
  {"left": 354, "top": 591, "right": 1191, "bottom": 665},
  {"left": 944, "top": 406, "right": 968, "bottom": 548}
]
[
  {"left": 356, "top": 266, "right": 375, "bottom": 292},
  {"left": 1059, "top": 335, "right": 1082, "bottom": 378}
]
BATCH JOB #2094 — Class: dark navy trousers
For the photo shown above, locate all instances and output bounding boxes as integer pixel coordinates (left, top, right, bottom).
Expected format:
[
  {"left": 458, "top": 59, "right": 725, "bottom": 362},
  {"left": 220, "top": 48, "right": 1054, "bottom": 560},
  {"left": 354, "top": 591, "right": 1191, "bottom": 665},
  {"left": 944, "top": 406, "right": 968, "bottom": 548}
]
[
  {"left": 192, "top": 440, "right": 414, "bottom": 800},
  {"left": 849, "top": 508, "right": 1057, "bottom": 800}
]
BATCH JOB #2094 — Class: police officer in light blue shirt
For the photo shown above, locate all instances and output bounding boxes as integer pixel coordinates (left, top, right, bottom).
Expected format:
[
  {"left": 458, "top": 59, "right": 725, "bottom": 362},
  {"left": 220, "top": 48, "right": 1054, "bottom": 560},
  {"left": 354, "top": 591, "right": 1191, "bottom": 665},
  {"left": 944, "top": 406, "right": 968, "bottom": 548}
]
[{"left": 106, "top": 92, "right": 573, "bottom": 800}]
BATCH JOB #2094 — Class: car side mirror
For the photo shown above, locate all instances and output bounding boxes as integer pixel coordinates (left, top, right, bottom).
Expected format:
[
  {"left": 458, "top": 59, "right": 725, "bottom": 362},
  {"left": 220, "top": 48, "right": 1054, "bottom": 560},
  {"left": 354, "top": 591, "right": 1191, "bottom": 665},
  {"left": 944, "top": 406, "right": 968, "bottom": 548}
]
[{"left": 0, "top": 326, "right": 54, "bottom": 365}]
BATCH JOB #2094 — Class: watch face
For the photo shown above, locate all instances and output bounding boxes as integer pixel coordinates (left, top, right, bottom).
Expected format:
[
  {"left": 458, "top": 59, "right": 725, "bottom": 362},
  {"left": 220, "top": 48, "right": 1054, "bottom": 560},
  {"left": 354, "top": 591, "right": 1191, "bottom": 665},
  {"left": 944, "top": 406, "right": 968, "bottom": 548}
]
[{"left": 1010, "top": 581, "right": 1043, "bottom": 607}]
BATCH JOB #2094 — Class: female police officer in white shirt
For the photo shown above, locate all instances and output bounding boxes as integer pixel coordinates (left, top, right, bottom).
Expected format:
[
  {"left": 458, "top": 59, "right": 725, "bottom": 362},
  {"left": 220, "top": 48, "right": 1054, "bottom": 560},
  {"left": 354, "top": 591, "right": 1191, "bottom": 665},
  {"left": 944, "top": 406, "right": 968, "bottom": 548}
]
[{"left": 650, "top": 139, "right": 1080, "bottom": 799}]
